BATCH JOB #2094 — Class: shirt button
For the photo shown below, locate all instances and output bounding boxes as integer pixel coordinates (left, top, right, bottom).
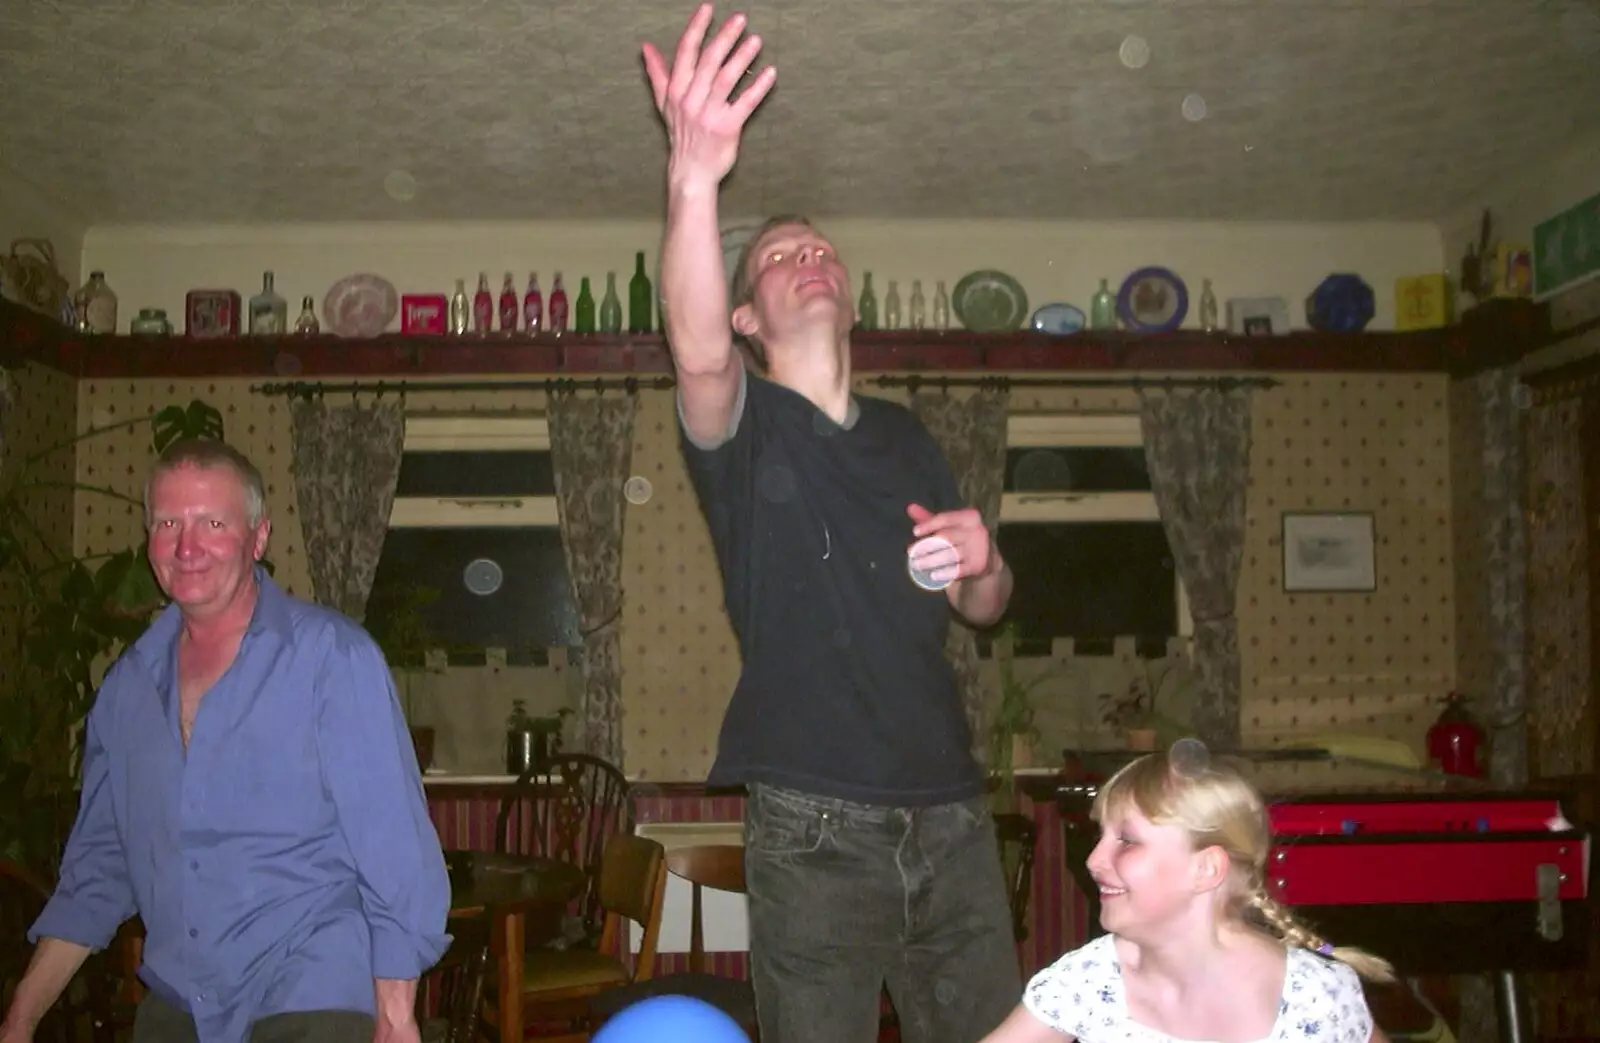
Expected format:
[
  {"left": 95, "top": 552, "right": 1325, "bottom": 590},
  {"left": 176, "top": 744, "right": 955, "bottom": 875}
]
[
  {"left": 189, "top": 928, "right": 198, "bottom": 938},
  {"left": 190, "top": 860, "right": 199, "bottom": 870}
]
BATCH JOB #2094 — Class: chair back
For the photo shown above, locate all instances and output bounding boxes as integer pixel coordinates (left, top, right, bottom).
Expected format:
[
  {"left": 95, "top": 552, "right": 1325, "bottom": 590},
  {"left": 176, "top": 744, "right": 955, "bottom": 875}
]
[
  {"left": 664, "top": 845, "right": 745, "bottom": 974},
  {"left": 594, "top": 834, "right": 667, "bottom": 984},
  {"left": 993, "top": 812, "right": 1037, "bottom": 943},
  {"left": 495, "top": 752, "right": 631, "bottom": 942}
]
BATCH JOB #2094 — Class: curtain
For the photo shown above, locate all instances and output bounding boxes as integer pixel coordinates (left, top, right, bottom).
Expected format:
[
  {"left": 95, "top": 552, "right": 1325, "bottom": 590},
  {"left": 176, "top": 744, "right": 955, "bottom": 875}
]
[
  {"left": 289, "top": 396, "right": 404, "bottom": 621},
  {"left": 909, "top": 387, "right": 1010, "bottom": 756},
  {"left": 547, "top": 390, "right": 639, "bottom": 767},
  {"left": 1137, "top": 387, "right": 1254, "bottom": 749}
]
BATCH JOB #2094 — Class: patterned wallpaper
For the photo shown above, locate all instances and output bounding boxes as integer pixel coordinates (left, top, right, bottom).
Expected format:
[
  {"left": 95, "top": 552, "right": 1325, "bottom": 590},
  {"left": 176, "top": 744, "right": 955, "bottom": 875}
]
[{"left": 52, "top": 371, "right": 1454, "bottom": 780}]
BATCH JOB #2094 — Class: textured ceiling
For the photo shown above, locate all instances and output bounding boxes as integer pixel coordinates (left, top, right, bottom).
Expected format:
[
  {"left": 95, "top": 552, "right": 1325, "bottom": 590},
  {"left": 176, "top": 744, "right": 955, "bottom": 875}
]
[{"left": 2, "top": 0, "right": 1598, "bottom": 225}]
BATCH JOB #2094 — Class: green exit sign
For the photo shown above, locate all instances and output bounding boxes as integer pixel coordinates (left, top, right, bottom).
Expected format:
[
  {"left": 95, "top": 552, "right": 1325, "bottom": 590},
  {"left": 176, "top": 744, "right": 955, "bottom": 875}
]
[{"left": 1534, "top": 190, "right": 1600, "bottom": 300}]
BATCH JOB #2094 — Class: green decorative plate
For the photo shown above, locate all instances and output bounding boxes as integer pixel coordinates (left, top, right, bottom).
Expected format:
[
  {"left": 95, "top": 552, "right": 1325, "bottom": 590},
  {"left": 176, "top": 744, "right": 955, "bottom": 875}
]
[{"left": 952, "top": 269, "right": 1029, "bottom": 332}]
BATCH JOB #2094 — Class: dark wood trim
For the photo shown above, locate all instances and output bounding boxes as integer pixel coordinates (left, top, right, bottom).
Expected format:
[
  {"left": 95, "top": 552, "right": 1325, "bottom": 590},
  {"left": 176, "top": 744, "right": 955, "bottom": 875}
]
[
  {"left": 0, "top": 296, "right": 1559, "bottom": 380},
  {"left": 422, "top": 777, "right": 738, "bottom": 800}
]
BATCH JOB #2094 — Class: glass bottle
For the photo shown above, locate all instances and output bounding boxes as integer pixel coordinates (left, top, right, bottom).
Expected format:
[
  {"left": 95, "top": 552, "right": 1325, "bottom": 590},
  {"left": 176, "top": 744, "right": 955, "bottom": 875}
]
[
  {"left": 599, "top": 272, "right": 623, "bottom": 333},
  {"left": 76, "top": 271, "right": 118, "bottom": 334},
  {"left": 574, "top": 276, "right": 596, "bottom": 334},
  {"left": 294, "top": 296, "right": 320, "bottom": 334},
  {"left": 883, "top": 280, "right": 902, "bottom": 330},
  {"left": 1090, "top": 278, "right": 1117, "bottom": 330},
  {"left": 248, "top": 271, "right": 288, "bottom": 335},
  {"left": 908, "top": 279, "right": 926, "bottom": 330},
  {"left": 523, "top": 273, "right": 543, "bottom": 334},
  {"left": 472, "top": 272, "right": 493, "bottom": 334},
  {"left": 857, "top": 271, "right": 878, "bottom": 330},
  {"left": 628, "top": 251, "right": 653, "bottom": 333},
  {"left": 1199, "top": 278, "right": 1219, "bottom": 332},
  {"left": 548, "top": 273, "right": 569, "bottom": 335},
  {"left": 449, "top": 279, "right": 470, "bottom": 334},
  {"left": 932, "top": 280, "right": 950, "bottom": 331},
  {"left": 499, "top": 273, "right": 519, "bottom": 333}
]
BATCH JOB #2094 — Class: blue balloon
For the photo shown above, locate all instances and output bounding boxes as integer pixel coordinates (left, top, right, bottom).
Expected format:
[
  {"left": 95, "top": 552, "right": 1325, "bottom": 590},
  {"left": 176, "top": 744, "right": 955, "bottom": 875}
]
[{"left": 592, "top": 995, "right": 751, "bottom": 1043}]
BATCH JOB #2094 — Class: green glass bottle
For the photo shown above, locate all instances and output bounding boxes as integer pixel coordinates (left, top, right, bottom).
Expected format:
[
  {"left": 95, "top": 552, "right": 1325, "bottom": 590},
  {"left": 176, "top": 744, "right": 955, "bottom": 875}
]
[
  {"left": 1090, "top": 278, "right": 1117, "bottom": 330},
  {"left": 857, "top": 271, "right": 878, "bottom": 331},
  {"left": 575, "top": 277, "right": 596, "bottom": 334},
  {"left": 628, "top": 251, "right": 653, "bottom": 333},
  {"left": 599, "top": 272, "right": 623, "bottom": 333}
]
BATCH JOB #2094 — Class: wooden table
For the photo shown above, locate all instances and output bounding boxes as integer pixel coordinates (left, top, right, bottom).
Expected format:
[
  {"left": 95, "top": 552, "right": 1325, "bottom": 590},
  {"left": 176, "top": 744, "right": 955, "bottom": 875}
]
[{"left": 446, "top": 850, "right": 585, "bottom": 1043}]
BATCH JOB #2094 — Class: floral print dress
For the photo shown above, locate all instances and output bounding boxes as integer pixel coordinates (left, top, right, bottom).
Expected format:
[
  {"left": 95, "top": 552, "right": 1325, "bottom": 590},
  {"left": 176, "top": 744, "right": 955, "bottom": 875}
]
[{"left": 1023, "top": 935, "right": 1374, "bottom": 1043}]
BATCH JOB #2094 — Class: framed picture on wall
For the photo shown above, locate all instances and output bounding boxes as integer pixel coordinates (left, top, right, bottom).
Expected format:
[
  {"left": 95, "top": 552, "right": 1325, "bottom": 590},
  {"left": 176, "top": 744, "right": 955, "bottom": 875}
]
[{"left": 1281, "top": 512, "right": 1376, "bottom": 592}]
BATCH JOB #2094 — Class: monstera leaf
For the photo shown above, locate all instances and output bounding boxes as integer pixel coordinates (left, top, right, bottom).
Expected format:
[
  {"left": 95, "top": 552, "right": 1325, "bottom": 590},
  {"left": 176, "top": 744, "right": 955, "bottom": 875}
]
[
  {"left": 95, "top": 548, "right": 166, "bottom": 623},
  {"left": 152, "top": 400, "right": 225, "bottom": 453}
]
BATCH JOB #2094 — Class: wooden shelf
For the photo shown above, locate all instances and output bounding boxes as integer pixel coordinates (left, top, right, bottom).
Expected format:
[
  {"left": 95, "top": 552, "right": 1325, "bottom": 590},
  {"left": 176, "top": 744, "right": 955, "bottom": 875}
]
[{"left": 0, "top": 297, "right": 1551, "bottom": 380}]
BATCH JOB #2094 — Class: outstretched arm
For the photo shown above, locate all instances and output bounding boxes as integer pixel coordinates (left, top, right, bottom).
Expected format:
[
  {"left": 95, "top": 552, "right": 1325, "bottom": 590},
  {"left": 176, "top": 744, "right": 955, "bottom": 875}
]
[{"left": 642, "top": 4, "right": 776, "bottom": 445}]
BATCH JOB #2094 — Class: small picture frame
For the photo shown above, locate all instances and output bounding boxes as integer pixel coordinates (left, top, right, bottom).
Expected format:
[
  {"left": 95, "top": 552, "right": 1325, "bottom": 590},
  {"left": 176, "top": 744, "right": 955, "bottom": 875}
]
[{"left": 1282, "top": 512, "right": 1376, "bottom": 593}]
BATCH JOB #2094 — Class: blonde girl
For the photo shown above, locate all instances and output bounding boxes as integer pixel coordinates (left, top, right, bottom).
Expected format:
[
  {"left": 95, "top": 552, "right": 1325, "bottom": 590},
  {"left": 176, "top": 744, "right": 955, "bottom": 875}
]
[{"left": 983, "top": 742, "right": 1395, "bottom": 1043}]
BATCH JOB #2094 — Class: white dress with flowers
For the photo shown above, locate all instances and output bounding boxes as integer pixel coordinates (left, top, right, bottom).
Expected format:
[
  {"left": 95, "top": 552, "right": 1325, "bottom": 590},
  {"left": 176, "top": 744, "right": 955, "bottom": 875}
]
[{"left": 1022, "top": 935, "right": 1374, "bottom": 1043}]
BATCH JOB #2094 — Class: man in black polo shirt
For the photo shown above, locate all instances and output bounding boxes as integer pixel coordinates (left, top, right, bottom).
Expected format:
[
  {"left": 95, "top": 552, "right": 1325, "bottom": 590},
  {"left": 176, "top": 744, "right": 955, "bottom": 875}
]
[{"left": 643, "top": 7, "right": 1020, "bottom": 1042}]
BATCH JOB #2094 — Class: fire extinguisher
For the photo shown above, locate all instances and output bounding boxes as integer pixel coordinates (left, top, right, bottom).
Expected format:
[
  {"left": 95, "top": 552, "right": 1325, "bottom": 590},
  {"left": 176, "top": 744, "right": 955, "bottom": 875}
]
[{"left": 1426, "top": 691, "right": 1485, "bottom": 777}]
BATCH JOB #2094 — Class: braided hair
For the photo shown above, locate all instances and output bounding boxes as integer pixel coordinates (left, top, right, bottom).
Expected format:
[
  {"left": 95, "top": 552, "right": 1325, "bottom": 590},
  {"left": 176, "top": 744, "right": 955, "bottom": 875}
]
[{"left": 1092, "top": 747, "right": 1396, "bottom": 984}]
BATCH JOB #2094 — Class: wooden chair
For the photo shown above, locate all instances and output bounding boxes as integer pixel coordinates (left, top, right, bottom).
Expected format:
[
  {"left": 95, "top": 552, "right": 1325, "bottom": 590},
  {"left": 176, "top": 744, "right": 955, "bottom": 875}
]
[
  {"left": 421, "top": 934, "right": 491, "bottom": 1043},
  {"left": 496, "top": 753, "right": 631, "bottom": 948},
  {"left": 489, "top": 832, "right": 665, "bottom": 1042},
  {"left": 587, "top": 845, "right": 758, "bottom": 1038},
  {"left": 993, "top": 812, "right": 1038, "bottom": 945}
]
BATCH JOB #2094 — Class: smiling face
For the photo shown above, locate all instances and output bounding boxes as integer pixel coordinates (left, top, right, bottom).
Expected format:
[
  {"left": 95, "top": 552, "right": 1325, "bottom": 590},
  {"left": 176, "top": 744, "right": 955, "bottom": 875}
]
[
  {"left": 146, "top": 462, "right": 270, "bottom": 621},
  {"left": 1086, "top": 803, "right": 1222, "bottom": 937},
  {"left": 732, "top": 221, "right": 855, "bottom": 355}
]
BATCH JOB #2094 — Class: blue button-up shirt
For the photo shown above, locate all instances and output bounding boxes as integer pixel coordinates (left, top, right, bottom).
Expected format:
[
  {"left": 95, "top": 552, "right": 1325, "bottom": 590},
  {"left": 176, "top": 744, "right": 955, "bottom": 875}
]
[{"left": 31, "top": 571, "right": 451, "bottom": 1043}]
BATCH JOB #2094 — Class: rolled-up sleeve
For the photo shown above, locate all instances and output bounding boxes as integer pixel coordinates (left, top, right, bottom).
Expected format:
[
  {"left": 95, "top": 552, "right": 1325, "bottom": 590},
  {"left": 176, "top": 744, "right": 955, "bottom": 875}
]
[
  {"left": 29, "top": 696, "right": 136, "bottom": 949},
  {"left": 315, "top": 630, "right": 451, "bottom": 979}
]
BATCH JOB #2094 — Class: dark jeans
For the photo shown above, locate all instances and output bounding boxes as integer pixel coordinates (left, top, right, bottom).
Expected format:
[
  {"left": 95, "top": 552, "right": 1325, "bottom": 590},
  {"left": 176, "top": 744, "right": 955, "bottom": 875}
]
[
  {"left": 743, "top": 783, "right": 1020, "bottom": 1043},
  {"left": 131, "top": 993, "right": 374, "bottom": 1043}
]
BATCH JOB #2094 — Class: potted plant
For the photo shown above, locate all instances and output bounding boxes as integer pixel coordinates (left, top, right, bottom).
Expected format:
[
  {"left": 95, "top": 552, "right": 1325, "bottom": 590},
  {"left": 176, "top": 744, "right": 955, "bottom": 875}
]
[
  {"left": 505, "top": 700, "right": 572, "bottom": 777},
  {"left": 0, "top": 400, "right": 225, "bottom": 877},
  {"left": 988, "top": 624, "right": 1050, "bottom": 775},
  {"left": 1098, "top": 657, "right": 1198, "bottom": 751},
  {"left": 365, "top": 582, "right": 442, "bottom": 771}
]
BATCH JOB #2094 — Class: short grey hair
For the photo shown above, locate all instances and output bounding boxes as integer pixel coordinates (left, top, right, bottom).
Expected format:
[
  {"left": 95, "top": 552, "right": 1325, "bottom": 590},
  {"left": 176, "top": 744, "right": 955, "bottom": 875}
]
[{"left": 144, "top": 439, "right": 268, "bottom": 529}]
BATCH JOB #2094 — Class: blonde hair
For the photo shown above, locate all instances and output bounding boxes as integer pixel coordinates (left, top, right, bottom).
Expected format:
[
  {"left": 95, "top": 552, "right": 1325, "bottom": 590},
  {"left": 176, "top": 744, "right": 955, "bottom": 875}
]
[{"left": 1093, "top": 748, "right": 1396, "bottom": 983}]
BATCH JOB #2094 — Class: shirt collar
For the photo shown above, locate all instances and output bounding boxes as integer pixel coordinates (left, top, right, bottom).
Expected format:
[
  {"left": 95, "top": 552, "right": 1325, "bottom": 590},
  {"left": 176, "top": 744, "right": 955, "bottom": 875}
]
[{"left": 132, "top": 565, "right": 293, "bottom": 688}]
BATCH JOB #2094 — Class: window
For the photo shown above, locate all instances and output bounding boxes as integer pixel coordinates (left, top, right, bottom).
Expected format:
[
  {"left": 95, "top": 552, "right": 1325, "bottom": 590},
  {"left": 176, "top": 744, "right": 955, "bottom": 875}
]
[
  {"left": 366, "top": 415, "right": 580, "bottom": 665},
  {"left": 990, "top": 414, "right": 1190, "bottom": 656}
]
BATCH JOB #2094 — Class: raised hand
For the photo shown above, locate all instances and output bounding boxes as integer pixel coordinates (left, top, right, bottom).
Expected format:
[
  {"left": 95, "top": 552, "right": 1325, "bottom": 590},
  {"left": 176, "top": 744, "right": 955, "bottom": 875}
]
[
  {"left": 907, "top": 503, "right": 998, "bottom": 586},
  {"left": 642, "top": 4, "right": 777, "bottom": 188}
]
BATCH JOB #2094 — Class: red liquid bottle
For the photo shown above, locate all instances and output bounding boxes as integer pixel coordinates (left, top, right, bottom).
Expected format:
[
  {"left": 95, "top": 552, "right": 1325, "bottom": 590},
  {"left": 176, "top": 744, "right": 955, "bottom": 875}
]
[
  {"left": 472, "top": 272, "right": 493, "bottom": 334},
  {"left": 548, "top": 272, "right": 569, "bottom": 335},
  {"left": 1426, "top": 691, "right": 1485, "bottom": 778},
  {"left": 498, "top": 272, "right": 518, "bottom": 333},
  {"left": 523, "top": 273, "right": 543, "bottom": 334}
]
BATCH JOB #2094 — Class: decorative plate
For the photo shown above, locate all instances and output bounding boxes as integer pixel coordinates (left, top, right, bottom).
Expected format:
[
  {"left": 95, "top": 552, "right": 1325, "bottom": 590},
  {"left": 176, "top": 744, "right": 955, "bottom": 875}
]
[
  {"left": 1116, "top": 267, "right": 1188, "bottom": 333},
  {"left": 1030, "top": 302, "right": 1086, "bottom": 335},
  {"left": 952, "top": 269, "right": 1029, "bottom": 332},
  {"left": 324, "top": 273, "right": 399, "bottom": 338}
]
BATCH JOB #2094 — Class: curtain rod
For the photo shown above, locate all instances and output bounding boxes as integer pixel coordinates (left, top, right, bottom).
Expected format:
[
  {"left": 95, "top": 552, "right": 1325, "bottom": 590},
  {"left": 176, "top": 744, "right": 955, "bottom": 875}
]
[
  {"left": 871, "top": 374, "right": 1281, "bottom": 391},
  {"left": 250, "top": 376, "right": 677, "bottom": 397}
]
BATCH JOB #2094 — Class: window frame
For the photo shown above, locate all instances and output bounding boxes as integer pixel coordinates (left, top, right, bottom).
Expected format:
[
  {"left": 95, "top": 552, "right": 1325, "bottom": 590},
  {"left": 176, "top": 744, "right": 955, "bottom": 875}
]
[
  {"left": 1001, "top": 413, "right": 1192, "bottom": 638},
  {"left": 388, "top": 414, "right": 558, "bottom": 528}
]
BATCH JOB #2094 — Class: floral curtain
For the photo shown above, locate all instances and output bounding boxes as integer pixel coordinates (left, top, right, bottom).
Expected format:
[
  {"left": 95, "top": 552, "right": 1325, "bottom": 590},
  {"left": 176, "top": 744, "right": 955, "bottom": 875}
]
[
  {"left": 1473, "top": 368, "right": 1529, "bottom": 786},
  {"left": 1523, "top": 384, "right": 1591, "bottom": 780},
  {"left": 288, "top": 396, "right": 405, "bottom": 622},
  {"left": 1137, "top": 387, "right": 1254, "bottom": 749},
  {"left": 909, "top": 387, "right": 1010, "bottom": 756},
  {"left": 546, "top": 389, "right": 639, "bottom": 768}
]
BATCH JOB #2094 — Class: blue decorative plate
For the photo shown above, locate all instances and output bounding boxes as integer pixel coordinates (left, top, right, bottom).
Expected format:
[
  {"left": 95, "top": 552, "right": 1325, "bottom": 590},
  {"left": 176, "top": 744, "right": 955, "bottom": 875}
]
[
  {"left": 1116, "top": 267, "right": 1188, "bottom": 332},
  {"left": 1030, "top": 302, "right": 1086, "bottom": 335}
]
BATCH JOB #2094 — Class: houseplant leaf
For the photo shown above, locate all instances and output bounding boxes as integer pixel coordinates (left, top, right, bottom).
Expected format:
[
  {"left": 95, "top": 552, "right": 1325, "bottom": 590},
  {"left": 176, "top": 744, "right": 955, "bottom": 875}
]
[{"left": 151, "top": 400, "right": 225, "bottom": 452}]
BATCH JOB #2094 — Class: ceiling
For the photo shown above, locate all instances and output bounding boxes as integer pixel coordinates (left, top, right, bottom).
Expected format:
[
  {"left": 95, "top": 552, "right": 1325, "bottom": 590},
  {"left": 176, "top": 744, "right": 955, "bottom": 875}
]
[{"left": 2, "top": 0, "right": 1598, "bottom": 226}]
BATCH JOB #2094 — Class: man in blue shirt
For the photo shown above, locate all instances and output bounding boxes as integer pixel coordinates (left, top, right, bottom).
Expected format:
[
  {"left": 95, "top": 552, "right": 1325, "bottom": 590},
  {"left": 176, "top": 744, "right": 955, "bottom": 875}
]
[{"left": 0, "top": 439, "right": 451, "bottom": 1043}]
